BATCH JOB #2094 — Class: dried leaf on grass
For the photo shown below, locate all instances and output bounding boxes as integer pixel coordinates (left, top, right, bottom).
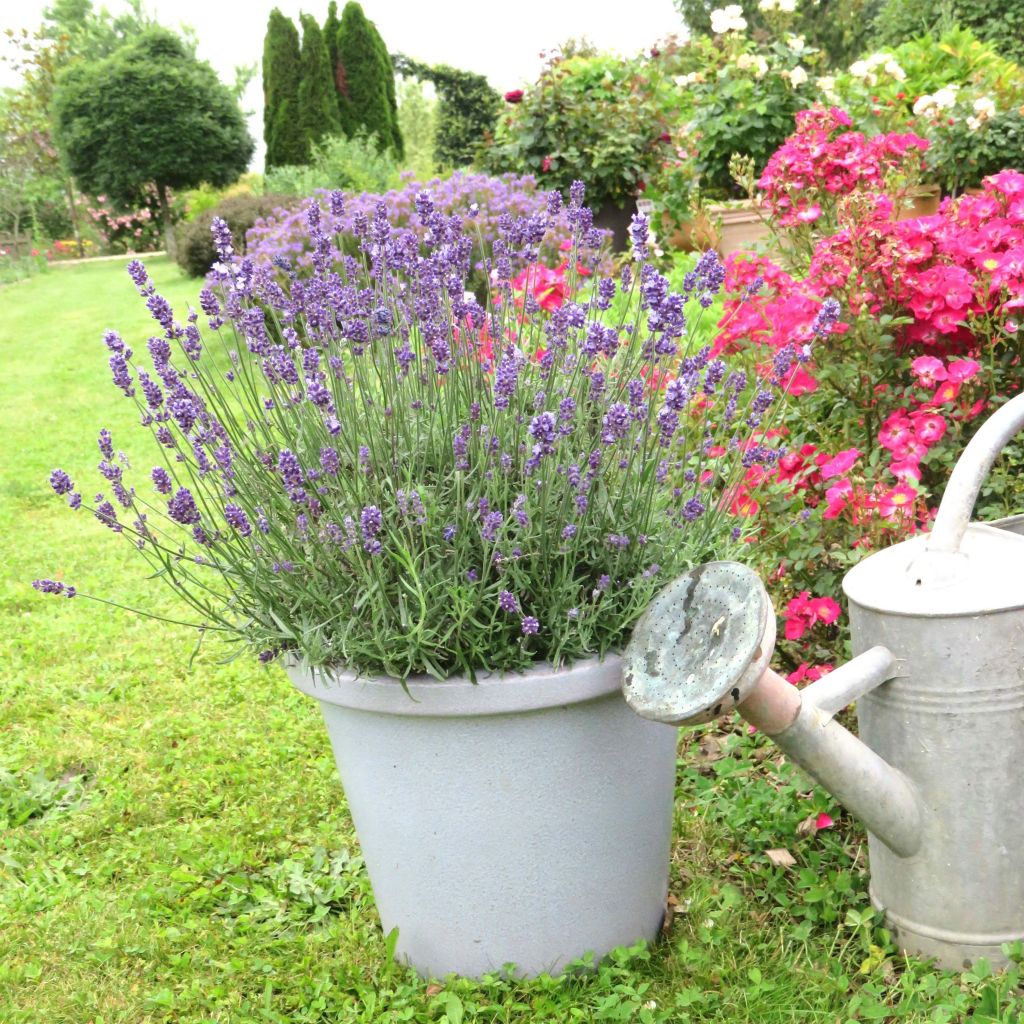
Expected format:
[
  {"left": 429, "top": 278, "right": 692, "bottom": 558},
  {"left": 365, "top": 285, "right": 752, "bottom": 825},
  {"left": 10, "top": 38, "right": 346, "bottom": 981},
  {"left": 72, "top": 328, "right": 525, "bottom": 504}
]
[{"left": 765, "top": 848, "right": 796, "bottom": 868}]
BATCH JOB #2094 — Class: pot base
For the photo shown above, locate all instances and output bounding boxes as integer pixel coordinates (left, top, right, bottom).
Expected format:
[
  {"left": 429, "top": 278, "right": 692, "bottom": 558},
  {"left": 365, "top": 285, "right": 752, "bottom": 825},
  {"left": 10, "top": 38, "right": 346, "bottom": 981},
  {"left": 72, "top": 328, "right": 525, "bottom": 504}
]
[{"left": 290, "top": 656, "right": 679, "bottom": 978}]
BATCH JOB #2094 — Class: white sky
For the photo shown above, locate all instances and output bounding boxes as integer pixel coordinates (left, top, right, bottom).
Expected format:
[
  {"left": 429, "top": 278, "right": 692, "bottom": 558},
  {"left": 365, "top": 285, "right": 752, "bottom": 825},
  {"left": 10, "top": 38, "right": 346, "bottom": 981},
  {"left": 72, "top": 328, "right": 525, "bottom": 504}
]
[{"left": 2, "top": 0, "right": 686, "bottom": 163}]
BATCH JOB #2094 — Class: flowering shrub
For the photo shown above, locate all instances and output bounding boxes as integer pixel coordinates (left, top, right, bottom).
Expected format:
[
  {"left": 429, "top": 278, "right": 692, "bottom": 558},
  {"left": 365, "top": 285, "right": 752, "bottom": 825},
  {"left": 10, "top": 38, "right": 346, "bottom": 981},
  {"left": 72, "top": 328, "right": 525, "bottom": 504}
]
[
  {"left": 758, "top": 106, "right": 928, "bottom": 239},
  {"left": 722, "top": 120, "right": 1024, "bottom": 681},
  {"left": 85, "top": 188, "right": 172, "bottom": 254},
  {"left": 832, "top": 26, "right": 1024, "bottom": 189},
  {"left": 681, "top": 30, "right": 821, "bottom": 197},
  {"left": 481, "top": 50, "right": 671, "bottom": 209},
  {"left": 242, "top": 172, "right": 587, "bottom": 295},
  {"left": 35, "top": 186, "right": 829, "bottom": 679}
]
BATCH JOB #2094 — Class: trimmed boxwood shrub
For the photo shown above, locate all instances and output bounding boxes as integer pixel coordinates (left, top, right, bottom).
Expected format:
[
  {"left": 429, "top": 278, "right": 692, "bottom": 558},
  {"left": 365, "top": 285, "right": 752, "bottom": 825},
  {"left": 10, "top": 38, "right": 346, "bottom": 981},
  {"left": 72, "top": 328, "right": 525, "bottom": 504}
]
[{"left": 176, "top": 193, "right": 294, "bottom": 278}]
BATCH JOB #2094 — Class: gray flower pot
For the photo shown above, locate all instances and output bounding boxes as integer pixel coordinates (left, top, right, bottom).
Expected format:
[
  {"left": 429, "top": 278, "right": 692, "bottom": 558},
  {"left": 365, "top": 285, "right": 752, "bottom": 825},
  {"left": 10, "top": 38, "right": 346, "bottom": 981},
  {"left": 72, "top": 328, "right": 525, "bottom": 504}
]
[{"left": 286, "top": 655, "right": 679, "bottom": 979}]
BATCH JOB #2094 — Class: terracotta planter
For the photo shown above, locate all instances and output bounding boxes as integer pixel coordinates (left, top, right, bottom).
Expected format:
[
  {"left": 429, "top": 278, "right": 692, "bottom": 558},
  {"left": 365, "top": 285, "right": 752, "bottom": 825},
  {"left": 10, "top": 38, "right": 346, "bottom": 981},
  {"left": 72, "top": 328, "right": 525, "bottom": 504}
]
[
  {"left": 898, "top": 185, "right": 941, "bottom": 219},
  {"left": 287, "top": 655, "right": 679, "bottom": 979},
  {"left": 710, "top": 202, "right": 771, "bottom": 256},
  {"left": 661, "top": 202, "right": 769, "bottom": 256}
]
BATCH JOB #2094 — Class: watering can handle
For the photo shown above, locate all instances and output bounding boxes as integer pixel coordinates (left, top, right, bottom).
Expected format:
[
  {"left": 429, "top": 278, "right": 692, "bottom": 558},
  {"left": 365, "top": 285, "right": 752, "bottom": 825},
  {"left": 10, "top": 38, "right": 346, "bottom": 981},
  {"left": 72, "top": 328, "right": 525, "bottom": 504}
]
[{"left": 928, "top": 390, "right": 1024, "bottom": 553}]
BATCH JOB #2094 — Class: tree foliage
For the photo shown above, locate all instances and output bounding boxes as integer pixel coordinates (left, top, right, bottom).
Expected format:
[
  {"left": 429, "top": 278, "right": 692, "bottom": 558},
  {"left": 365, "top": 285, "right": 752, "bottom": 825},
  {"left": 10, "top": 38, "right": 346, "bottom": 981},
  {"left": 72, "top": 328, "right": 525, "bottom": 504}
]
[
  {"left": 53, "top": 29, "right": 253, "bottom": 254},
  {"left": 675, "top": 0, "right": 882, "bottom": 67},
  {"left": 298, "top": 13, "right": 341, "bottom": 149},
  {"left": 324, "top": 0, "right": 342, "bottom": 114},
  {"left": 393, "top": 55, "right": 500, "bottom": 169},
  {"left": 335, "top": 1, "right": 402, "bottom": 156},
  {"left": 872, "top": 0, "right": 1024, "bottom": 66},
  {"left": 263, "top": 9, "right": 307, "bottom": 169}
]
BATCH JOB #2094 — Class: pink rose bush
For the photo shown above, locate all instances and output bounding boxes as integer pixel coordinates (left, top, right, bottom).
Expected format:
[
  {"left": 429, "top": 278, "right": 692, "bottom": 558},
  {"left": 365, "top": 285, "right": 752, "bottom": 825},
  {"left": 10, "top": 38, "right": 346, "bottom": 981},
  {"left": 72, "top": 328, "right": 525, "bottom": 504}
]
[{"left": 724, "top": 109, "right": 1024, "bottom": 683}]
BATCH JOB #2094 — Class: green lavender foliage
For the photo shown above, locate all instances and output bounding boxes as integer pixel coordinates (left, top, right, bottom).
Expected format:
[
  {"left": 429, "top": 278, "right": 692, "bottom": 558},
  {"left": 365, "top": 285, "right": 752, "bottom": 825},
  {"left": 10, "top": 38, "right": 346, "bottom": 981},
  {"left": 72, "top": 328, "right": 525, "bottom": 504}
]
[
  {"left": 41, "top": 194, "right": 794, "bottom": 679},
  {"left": 298, "top": 13, "right": 341, "bottom": 148},
  {"left": 51, "top": 29, "right": 253, "bottom": 204},
  {"left": 262, "top": 8, "right": 308, "bottom": 169}
]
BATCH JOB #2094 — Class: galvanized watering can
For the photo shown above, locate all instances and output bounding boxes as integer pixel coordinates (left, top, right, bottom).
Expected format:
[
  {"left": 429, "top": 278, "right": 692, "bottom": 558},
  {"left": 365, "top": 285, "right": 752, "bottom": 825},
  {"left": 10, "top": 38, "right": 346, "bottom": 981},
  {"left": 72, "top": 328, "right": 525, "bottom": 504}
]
[{"left": 623, "top": 391, "right": 1024, "bottom": 970}]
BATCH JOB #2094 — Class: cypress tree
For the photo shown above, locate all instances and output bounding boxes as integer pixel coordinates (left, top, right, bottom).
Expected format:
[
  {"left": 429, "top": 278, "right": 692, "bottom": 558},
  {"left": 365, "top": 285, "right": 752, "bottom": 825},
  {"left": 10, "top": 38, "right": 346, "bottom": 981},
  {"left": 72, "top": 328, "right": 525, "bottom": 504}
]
[
  {"left": 366, "top": 19, "right": 403, "bottom": 159},
  {"left": 298, "top": 13, "right": 340, "bottom": 148},
  {"left": 335, "top": 1, "right": 400, "bottom": 155},
  {"left": 262, "top": 9, "right": 307, "bottom": 169},
  {"left": 324, "top": 1, "right": 343, "bottom": 118}
]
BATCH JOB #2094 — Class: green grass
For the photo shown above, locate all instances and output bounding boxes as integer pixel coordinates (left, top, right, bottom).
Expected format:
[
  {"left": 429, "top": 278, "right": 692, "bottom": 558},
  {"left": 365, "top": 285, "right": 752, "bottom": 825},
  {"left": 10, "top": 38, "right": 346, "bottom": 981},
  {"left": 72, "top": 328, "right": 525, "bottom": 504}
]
[{"left": 1, "top": 258, "right": 1022, "bottom": 1022}]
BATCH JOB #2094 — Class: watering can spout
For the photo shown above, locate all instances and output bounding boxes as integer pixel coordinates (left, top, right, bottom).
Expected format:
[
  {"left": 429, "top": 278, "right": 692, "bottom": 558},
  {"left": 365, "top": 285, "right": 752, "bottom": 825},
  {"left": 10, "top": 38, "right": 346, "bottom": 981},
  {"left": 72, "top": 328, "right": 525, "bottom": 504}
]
[{"left": 622, "top": 562, "right": 923, "bottom": 859}]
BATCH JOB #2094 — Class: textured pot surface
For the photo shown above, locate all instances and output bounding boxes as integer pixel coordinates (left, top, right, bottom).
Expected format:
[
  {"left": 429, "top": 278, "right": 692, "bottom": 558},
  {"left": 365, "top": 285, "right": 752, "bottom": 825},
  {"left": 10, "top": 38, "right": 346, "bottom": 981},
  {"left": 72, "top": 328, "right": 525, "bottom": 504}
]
[{"left": 287, "top": 655, "right": 679, "bottom": 979}]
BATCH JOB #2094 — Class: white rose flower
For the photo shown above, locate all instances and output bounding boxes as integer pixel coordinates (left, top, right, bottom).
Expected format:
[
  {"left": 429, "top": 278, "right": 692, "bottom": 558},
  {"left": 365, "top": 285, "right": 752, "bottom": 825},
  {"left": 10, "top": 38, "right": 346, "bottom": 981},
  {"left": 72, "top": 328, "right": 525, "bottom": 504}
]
[
  {"left": 974, "top": 96, "right": 996, "bottom": 120},
  {"left": 933, "top": 85, "right": 960, "bottom": 109},
  {"left": 913, "top": 94, "right": 935, "bottom": 117},
  {"left": 885, "top": 60, "right": 906, "bottom": 80},
  {"left": 788, "top": 65, "right": 808, "bottom": 87},
  {"left": 849, "top": 60, "right": 870, "bottom": 79},
  {"left": 966, "top": 115, "right": 982, "bottom": 132},
  {"left": 816, "top": 75, "right": 836, "bottom": 92},
  {"left": 754, "top": 55, "right": 768, "bottom": 78},
  {"left": 710, "top": 4, "right": 747, "bottom": 33},
  {"left": 736, "top": 53, "right": 757, "bottom": 70}
]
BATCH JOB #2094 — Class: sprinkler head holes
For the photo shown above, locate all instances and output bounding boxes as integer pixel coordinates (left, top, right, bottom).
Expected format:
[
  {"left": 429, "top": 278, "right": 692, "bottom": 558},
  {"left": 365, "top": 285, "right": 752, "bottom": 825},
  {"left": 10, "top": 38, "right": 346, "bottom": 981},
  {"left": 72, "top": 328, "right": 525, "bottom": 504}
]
[{"left": 622, "top": 561, "right": 773, "bottom": 725}]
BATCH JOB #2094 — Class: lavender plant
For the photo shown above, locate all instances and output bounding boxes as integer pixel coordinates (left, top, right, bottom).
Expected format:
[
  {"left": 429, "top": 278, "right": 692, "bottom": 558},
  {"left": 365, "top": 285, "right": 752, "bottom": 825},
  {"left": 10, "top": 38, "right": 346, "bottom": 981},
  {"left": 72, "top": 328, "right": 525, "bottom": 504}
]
[
  {"left": 36, "top": 183, "right": 827, "bottom": 681},
  {"left": 241, "top": 171, "right": 589, "bottom": 295}
]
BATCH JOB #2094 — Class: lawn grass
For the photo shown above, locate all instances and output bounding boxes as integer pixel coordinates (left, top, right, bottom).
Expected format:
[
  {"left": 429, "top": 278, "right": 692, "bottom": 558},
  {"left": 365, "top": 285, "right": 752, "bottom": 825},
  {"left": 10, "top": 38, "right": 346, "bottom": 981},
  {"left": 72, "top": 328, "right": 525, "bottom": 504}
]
[{"left": 1, "top": 258, "right": 1021, "bottom": 1023}]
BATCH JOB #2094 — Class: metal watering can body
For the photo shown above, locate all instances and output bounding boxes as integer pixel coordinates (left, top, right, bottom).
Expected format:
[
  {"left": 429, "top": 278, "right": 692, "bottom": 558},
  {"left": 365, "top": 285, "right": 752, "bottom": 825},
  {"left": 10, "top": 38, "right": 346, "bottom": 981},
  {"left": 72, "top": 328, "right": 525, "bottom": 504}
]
[{"left": 623, "top": 392, "right": 1024, "bottom": 970}]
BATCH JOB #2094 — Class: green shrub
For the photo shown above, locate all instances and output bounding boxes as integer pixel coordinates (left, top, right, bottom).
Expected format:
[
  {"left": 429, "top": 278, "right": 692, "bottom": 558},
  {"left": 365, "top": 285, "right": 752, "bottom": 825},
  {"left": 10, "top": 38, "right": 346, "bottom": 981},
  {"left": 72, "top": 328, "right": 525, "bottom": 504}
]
[
  {"left": 175, "top": 193, "right": 293, "bottom": 278},
  {"left": 873, "top": 0, "right": 1024, "bottom": 67},
  {"left": 481, "top": 51, "right": 666, "bottom": 208},
  {"left": 263, "top": 9, "right": 307, "bottom": 169},
  {"left": 262, "top": 131, "right": 399, "bottom": 197},
  {"left": 335, "top": 2, "right": 402, "bottom": 156},
  {"left": 298, "top": 13, "right": 340, "bottom": 149},
  {"left": 176, "top": 174, "right": 263, "bottom": 223},
  {"left": 396, "top": 77, "right": 437, "bottom": 179}
]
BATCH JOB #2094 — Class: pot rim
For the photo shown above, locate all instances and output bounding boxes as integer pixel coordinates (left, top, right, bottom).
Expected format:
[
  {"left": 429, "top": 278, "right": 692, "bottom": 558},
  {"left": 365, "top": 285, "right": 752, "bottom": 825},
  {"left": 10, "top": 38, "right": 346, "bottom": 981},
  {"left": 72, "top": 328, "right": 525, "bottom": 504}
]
[{"left": 285, "top": 653, "right": 624, "bottom": 717}]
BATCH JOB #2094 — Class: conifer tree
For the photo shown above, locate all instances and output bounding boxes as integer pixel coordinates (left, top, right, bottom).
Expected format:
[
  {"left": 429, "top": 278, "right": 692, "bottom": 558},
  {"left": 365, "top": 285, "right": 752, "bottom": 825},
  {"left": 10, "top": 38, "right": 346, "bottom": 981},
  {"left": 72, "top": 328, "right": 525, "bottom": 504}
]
[
  {"left": 298, "top": 13, "right": 340, "bottom": 148},
  {"left": 366, "top": 18, "right": 403, "bottom": 158},
  {"left": 324, "top": 1, "right": 343, "bottom": 117},
  {"left": 335, "top": 2, "right": 402, "bottom": 156},
  {"left": 262, "top": 9, "right": 307, "bottom": 169}
]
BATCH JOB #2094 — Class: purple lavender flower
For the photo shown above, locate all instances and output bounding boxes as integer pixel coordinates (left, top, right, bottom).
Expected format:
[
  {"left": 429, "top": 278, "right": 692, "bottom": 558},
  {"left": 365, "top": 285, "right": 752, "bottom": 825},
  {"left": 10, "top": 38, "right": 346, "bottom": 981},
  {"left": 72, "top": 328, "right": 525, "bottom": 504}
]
[
  {"left": 443, "top": 524, "right": 457, "bottom": 542},
  {"left": 498, "top": 589, "right": 519, "bottom": 613},
  {"left": 167, "top": 487, "right": 201, "bottom": 526},
  {"left": 812, "top": 298, "right": 841, "bottom": 337},
  {"left": 320, "top": 446, "right": 340, "bottom": 475},
  {"left": 628, "top": 212, "right": 649, "bottom": 260},
  {"left": 49, "top": 469, "right": 74, "bottom": 496},
  {"left": 682, "top": 497, "right": 706, "bottom": 522},
  {"left": 601, "top": 402, "right": 631, "bottom": 444},
  {"left": 210, "top": 216, "right": 234, "bottom": 261},
  {"left": 224, "top": 503, "right": 252, "bottom": 537},
  {"left": 493, "top": 353, "right": 520, "bottom": 410},
  {"left": 109, "top": 352, "right": 134, "bottom": 396},
  {"left": 126, "top": 260, "right": 149, "bottom": 292},
  {"left": 360, "top": 505, "right": 383, "bottom": 554},
  {"left": 94, "top": 500, "right": 122, "bottom": 532},
  {"left": 32, "top": 579, "right": 76, "bottom": 598},
  {"left": 521, "top": 616, "right": 539, "bottom": 636},
  {"left": 278, "top": 449, "right": 306, "bottom": 501}
]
